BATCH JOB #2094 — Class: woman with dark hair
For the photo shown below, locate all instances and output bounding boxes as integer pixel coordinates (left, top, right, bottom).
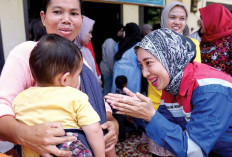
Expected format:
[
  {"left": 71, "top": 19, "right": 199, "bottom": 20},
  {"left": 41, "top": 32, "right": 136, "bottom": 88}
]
[
  {"left": 111, "top": 22, "right": 142, "bottom": 94},
  {"left": 28, "top": 19, "right": 46, "bottom": 41},
  {"left": 0, "top": 0, "right": 119, "bottom": 156},
  {"left": 100, "top": 23, "right": 124, "bottom": 96}
]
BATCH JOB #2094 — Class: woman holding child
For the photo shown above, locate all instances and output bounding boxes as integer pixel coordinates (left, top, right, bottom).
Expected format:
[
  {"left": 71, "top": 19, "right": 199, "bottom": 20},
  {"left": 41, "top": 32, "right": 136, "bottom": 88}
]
[
  {"left": 106, "top": 28, "right": 232, "bottom": 157},
  {"left": 0, "top": 0, "right": 118, "bottom": 156}
]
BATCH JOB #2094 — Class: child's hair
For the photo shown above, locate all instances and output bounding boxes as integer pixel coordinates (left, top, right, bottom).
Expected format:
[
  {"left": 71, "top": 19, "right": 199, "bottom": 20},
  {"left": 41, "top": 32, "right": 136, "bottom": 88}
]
[
  {"left": 115, "top": 75, "right": 128, "bottom": 89},
  {"left": 29, "top": 34, "right": 83, "bottom": 85}
]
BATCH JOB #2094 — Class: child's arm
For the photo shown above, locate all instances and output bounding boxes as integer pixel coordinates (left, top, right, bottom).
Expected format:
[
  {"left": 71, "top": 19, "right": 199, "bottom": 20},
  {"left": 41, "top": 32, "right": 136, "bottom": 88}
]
[{"left": 82, "top": 122, "right": 105, "bottom": 157}]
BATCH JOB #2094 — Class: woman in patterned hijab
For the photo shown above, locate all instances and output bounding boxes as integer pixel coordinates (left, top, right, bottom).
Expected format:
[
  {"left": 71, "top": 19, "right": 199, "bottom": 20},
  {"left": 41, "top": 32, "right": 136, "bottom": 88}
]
[
  {"left": 137, "top": 28, "right": 196, "bottom": 95},
  {"left": 106, "top": 28, "right": 232, "bottom": 156}
]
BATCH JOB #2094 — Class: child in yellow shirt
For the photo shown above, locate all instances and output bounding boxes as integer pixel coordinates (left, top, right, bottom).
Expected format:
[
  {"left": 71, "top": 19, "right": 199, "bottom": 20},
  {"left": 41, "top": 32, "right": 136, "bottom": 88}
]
[{"left": 13, "top": 34, "right": 105, "bottom": 157}]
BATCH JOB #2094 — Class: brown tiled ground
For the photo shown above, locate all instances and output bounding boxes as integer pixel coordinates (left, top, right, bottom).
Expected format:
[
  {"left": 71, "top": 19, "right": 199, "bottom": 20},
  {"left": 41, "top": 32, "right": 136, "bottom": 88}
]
[{"left": 115, "top": 132, "right": 152, "bottom": 157}]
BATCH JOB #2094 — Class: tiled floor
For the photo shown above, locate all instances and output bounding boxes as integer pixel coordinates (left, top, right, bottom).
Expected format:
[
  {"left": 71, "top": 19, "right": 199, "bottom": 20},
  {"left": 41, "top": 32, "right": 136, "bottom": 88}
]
[{"left": 115, "top": 132, "right": 152, "bottom": 157}]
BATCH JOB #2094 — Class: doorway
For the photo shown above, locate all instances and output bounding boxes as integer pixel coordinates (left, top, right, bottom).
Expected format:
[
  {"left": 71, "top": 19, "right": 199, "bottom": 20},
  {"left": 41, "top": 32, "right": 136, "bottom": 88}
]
[
  {"left": 26, "top": 1, "right": 122, "bottom": 65},
  {"left": 82, "top": 1, "right": 122, "bottom": 65}
]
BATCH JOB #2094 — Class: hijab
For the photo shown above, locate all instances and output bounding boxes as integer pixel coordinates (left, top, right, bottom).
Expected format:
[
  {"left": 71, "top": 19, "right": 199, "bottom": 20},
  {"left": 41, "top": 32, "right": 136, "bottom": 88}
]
[
  {"left": 74, "top": 16, "right": 98, "bottom": 78},
  {"left": 105, "top": 23, "right": 124, "bottom": 43},
  {"left": 114, "top": 23, "right": 142, "bottom": 61},
  {"left": 161, "top": 1, "right": 189, "bottom": 36},
  {"left": 200, "top": 4, "right": 232, "bottom": 42},
  {"left": 141, "top": 24, "right": 153, "bottom": 38},
  {"left": 75, "top": 15, "right": 95, "bottom": 48},
  {"left": 136, "top": 28, "right": 196, "bottom": 95}
]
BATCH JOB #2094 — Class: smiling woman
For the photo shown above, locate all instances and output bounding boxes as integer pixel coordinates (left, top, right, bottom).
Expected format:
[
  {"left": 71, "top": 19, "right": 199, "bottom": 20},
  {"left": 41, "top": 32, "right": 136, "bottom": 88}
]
[
  {"left": 161, "top": 1, "right": 188, "bottom": 36},
  {"left": 0, "top": 0, "right": 119, "bottom": 157},
  {"left": 106, "top": 28, "right": 232, "bottom": 157},
  {"left": 137, "top": 48, "right": 169, "bottom": 91},
  {"left": 167, "top": 6, "right": 187, "bottom": 34}
]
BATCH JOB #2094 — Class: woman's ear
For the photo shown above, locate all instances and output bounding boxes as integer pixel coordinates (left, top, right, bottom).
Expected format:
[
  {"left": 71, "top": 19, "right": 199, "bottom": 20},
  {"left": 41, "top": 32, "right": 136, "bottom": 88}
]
[
  {"left": 60, "top": 72, "right": 71, "bottom": 86},
  {"left": 40, "top": 11, "right": 46, "bottom": 27}
]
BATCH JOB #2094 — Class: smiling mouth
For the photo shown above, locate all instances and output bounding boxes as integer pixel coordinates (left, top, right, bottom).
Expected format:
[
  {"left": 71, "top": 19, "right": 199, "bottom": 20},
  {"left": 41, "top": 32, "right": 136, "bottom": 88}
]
[
  {"left": 148, "top": 78, "right": 158, "bottom": 87},
  {"left": 59, "top": 28, "right": 72, "bottom": 34},
  {"left": 172, "top": 26, "right": 180, "bottom": 30}
]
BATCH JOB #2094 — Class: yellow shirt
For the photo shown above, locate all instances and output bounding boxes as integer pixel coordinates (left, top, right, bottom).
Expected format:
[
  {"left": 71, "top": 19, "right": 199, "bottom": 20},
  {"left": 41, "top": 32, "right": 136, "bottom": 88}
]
[
  {"left": 148, "top": 37, "right": 201, "bottom": 110},
  {"left": 190, "top": 37, "right": 201, "bottom": 63},
  {"left": 13, "top": 86, "right": 100, "bottom": 157}
]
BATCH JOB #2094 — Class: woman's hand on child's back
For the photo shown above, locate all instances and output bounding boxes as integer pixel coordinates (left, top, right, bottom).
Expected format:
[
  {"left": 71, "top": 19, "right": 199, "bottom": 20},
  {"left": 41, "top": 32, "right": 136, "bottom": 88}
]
[{"left": 18, "top": 122, "right": 76, "bottom": 157}]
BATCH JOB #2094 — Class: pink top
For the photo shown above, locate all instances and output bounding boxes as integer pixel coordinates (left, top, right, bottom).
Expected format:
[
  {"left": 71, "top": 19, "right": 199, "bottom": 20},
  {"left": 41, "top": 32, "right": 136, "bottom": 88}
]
[{"left": 0, "top": 41, "right": 111, "bottom": 118}]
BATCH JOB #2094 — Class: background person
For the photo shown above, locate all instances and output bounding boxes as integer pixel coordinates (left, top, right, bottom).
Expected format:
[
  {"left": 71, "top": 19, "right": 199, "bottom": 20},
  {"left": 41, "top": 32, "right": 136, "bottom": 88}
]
[
  {"left": 114, "top": 75, "right": 128, "bottom": 142},
  {"left": 0, "top": 0, "right": 118, "bottom": 156},
  {"left": 200, "top": 4, "right": 232, "bottom": 76},
  {"left": 140, "top": 24, "right": 153, "bottom": 38},
  {"left": 28, "top": 19, "right": 46, "bottom": 41},
  {"left": 189, "top": 19, "right": 203, "bottom": 43},
  {"left": 74, "top": 15, "right": 99, "bottom": 81},
  {"left": 111, "top": 22, "right": 142, "bottom": 94},
  {"left": 160, "top": 1, "right": 201, "bottom": 62},
  {"left": 106, "top": 28, "right": 232, "bottom": 157},
  {"left": 100, "top": 23, "right": 124, "bottom": 96}
]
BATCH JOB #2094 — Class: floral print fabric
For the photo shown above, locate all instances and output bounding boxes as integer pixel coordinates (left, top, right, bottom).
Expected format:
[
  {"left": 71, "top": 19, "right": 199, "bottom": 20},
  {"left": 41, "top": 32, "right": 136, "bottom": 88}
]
[{"left": 200, "top": 34, "right": 232, "bottom": 76}]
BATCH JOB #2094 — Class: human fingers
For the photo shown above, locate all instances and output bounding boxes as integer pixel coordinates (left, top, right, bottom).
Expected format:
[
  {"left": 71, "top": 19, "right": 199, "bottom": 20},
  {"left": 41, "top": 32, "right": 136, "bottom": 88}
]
[
  {"left": 49, "top": 134, "right": 77, "bottom": 146},
  {"left": 40, "top": 145, "right": 72, "bottom": 157},
  {"left": 123, "top": 87, "right": 135, "bottom": 97},
  {"left": 105, "top": 93, "right": 126, "bottom": 102},
  {"left": 42, "top": 123, "right": 77, "bottom": 145},
  {"left": 135, "top": 93, "right": 156, "bottom": 122},
  {"left": 105, "top": 144, "right": 115, "bottom": 152},
  {"left": 41, "top": 153, "right": 53, "bottom": 157},
  {"left": 136, "top": 92, "right": 152, "bottom": 103},
  {"left": 113, "top": 99, "right": 148, "bottom": 119},
  {"left": 31, "top": 122, "right": 76, "bottom": 145},
  {"left": 105, "top": 142, "right": 116, "bottom": 151},
  {"left": 112, "top": 102, "right": 135, "bottom": 117},
  {"left": 101, "top": 121, "right": 118, "bottom": 147},
  {"left": 49, "top": 122, "right": 63, "bottom": 128},
  {"left": 102, "top": 126, "right": 117, "bottom": 144}
]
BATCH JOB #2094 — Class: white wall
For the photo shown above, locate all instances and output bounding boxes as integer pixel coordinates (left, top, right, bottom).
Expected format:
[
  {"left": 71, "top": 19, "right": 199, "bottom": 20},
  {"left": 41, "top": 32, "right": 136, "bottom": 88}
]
[{"left": 0, "top": 0, "right": 26, "bottom": 60}]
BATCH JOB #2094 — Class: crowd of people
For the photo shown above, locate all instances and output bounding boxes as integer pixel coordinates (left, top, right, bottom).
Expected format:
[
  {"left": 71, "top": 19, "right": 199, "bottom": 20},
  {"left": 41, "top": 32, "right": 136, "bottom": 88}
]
[{"left": 0, "top": 0, "right": 232, "bottom": 157}]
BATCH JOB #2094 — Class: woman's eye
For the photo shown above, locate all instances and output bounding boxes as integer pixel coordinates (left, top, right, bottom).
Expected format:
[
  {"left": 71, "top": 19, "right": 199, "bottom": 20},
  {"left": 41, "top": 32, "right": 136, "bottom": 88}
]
[
  {"left": 180, "top": 17, "right": 186, "bottom": 21},
  {"left": 71, "top": 12, "right": 78, "bottom": 16},
  {"left": 146, "top": 61, "right": 151, "bottom": 66},
  {"left": 53, "top": 10, "right": 61, "bottom": 14},
  {"left": 170, "top": 16, "right": 175, "bottom": 20}
]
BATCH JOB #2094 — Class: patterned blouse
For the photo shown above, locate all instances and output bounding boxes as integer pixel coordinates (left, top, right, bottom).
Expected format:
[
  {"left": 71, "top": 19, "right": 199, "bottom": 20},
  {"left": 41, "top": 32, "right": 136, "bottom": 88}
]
[{"left": 200, "top": 34, "right": 232, "bottom": 76}]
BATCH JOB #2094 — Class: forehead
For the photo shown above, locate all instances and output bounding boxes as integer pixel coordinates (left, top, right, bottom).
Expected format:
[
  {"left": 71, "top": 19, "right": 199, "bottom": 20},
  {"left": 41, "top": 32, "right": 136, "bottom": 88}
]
[
  {"left": 169, "top": 6, "right": 186, "bottom": 16},
  {"left": 48, "top": 0, "right": 81, "bottom": 10},
  {"left": 137, "top": 48, "right": 155, "bottom": 61}
]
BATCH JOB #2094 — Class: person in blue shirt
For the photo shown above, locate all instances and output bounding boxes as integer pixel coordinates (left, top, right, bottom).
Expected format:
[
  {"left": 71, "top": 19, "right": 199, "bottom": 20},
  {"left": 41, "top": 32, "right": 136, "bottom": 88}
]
[{"left": 106, "top": 28, "right": 232, "bottom": 157}]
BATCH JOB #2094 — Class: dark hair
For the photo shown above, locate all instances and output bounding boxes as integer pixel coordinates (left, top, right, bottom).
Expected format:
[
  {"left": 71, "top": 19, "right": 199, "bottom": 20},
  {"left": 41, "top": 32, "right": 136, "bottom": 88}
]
[
  {"left": 115, "top": 75, "right": 128, "bottom": 89},
  {"left": 152, "top": 23, "right": 161, "bottom": 30},
  {"left": 114, "top": 23, "right": 142, "bottom": 61},
  {"left": 105, "top": 22, "right": 124, "bottom": 42},
  {"left": 29, "top": 34, "right": 83, "bottom": 85},
  {"left": 42, "top": 0, "right": 82, "bottom": 13},
  {"left": 28, "top": 19, "right": 46, "bottom": 41}
]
